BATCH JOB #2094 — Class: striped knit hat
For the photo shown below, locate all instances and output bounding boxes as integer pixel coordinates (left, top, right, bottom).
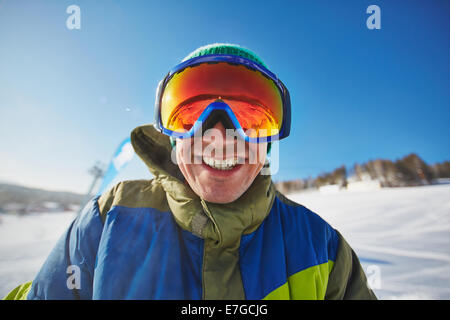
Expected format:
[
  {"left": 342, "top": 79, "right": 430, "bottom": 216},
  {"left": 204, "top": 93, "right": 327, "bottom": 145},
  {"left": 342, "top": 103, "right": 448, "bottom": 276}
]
[{"left": 182, "top": 43, "right": 268, "bottom": 68}]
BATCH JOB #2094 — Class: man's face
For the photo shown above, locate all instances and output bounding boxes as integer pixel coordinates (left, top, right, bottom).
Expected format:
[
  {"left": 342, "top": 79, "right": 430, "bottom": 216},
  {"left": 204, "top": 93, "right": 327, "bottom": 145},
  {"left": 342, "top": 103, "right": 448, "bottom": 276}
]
[{"left": 176, "top": 122, "right": 267, "bottom": 204}]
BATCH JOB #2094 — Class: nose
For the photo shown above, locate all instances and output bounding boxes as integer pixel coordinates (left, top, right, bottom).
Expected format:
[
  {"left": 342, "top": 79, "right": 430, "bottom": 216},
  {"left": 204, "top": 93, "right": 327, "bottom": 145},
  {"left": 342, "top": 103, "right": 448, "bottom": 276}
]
[
  {"left": 202, "top": 121, "right": 227, "bottom": 140},
  {"left": 202, "top": 121, "right": 238, "bottom": 148},
  {"left": 212, "top": 121, "right": 226, "bottom": 133}
]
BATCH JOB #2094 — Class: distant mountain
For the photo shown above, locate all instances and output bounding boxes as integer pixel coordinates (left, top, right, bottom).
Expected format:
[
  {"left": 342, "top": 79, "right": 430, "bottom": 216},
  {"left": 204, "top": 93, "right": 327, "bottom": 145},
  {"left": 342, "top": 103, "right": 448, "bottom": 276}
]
[
  {"left": 275, "top": 153, "right": 450, "bottom": 194},
  {"left": 0, "top": 183, "right": 85, "bottom": 214}
]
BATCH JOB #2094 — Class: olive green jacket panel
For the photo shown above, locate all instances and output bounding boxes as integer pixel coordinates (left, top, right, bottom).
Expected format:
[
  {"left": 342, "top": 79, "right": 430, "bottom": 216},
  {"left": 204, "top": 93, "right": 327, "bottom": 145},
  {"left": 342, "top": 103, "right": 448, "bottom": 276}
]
[{"left": 325, "top": 231, "right": 377, "bottom": 300}]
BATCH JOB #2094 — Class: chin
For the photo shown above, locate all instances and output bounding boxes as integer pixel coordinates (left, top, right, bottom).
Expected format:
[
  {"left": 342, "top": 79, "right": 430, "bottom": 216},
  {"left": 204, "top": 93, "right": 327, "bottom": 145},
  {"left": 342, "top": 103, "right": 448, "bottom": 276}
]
[{"left": 200, "top": 188, "right": 243, "bottom": 204}]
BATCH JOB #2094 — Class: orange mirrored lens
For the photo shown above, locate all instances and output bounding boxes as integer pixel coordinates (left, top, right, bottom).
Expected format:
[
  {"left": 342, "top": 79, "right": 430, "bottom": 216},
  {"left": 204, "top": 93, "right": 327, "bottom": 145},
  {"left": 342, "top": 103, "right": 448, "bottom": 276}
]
[
  {"left": 166, "top": 98, "right": 217, "bottom": 133},
  {"left": 160, "top": 62, "right": 283, "bottom": 137},
  {"left": 227, "top": 99, "right": 279, "bottom": 138}
]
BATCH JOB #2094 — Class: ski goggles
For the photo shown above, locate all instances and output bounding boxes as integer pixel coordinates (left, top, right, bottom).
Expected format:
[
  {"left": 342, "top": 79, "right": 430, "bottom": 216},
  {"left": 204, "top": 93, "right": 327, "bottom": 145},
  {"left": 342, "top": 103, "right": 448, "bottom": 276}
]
[{"left": 154, "top": 54, "right": 291, "bottom": 143}]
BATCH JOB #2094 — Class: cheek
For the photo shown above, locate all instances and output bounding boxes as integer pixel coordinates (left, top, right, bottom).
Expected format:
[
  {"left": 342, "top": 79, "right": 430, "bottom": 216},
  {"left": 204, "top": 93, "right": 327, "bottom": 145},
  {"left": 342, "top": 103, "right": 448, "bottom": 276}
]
[
  {"left": 248, "top": 143, "right": 267, "bottom": 165},
  {"left": 246, "top": 160, "right": 265, "bottom": 178},
  {"left": 176, "top": 141, "right": 204, "bottom": 183},
  {"left": 176, "top": 140, "right": 189, "bottom": 163},
  {"left": 175, "top": 141, "right": 191, "bottom": 177}
]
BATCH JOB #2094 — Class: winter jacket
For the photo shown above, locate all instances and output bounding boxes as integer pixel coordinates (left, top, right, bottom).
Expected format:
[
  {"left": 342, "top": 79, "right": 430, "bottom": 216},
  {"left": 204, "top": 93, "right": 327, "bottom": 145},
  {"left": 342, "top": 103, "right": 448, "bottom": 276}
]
[{"left": 4, "top": 124, "right": 376, "bottom": 300}]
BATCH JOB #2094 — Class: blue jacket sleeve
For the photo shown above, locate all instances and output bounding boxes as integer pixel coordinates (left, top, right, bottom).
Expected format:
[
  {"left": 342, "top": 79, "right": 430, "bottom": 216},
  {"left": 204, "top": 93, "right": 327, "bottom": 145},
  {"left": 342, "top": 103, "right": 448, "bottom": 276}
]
[{"left": 27, "top": 196, "right": 104, "bottom": 300}]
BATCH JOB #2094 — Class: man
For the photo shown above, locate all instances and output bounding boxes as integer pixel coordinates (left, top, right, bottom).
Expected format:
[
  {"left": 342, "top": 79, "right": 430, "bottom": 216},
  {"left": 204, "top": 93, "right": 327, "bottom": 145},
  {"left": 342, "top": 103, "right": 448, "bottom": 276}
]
[{"left": 5, "top": 43, "right": 376, "bottom": 300}]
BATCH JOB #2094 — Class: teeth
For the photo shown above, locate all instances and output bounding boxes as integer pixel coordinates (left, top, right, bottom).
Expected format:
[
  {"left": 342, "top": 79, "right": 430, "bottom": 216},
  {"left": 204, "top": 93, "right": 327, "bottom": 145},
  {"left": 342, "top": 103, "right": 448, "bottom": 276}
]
[{"left": 203, "top": 157, "right": 238, "bottom": 170}]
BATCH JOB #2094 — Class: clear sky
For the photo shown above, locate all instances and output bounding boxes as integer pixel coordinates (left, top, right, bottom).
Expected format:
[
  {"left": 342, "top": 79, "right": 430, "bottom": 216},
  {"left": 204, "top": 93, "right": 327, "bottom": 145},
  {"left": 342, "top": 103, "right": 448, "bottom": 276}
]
[{"left": 1, "top": 0, "right": 449, "bottom": 194}]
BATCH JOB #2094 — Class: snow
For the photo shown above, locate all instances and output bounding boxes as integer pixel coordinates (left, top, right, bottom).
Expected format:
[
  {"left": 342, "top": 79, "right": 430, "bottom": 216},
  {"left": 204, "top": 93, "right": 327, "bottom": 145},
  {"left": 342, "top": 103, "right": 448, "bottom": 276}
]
[
  {"left": 287, "top": 183, "right": 450, "bottom": 299},
  {"left": 0, "top": 211, "right": 76, "bottom": 298},
  {"left": 0, "top": 184, "right": 449, "bottom": 299}
]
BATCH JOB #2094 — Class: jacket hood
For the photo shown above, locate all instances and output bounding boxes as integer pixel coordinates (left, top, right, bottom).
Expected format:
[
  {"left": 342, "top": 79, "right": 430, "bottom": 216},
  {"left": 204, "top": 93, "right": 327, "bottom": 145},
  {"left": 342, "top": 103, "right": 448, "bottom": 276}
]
[{"left": 130, "top": 124, "right": 275, "bottom": 246}]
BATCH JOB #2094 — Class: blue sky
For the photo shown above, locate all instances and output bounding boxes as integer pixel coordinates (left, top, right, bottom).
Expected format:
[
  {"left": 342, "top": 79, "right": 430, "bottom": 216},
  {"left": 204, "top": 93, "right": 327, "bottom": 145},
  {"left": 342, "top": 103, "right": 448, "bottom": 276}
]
[{"left": 0, "top": 0, "right": 449, "bottom": 193}]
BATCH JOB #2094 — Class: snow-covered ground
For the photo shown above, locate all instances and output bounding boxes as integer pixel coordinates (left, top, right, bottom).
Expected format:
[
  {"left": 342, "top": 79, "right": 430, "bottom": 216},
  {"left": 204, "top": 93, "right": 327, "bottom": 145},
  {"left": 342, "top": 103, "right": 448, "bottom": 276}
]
[
  {"left": 288, "top": 183, "right": 450, "bottom": 299},
  {"left": 0, "top": 184, "right": 449, "bottom": 299},
  {"left": 0, "top": 211, "right": 76, "bottom": 298}
]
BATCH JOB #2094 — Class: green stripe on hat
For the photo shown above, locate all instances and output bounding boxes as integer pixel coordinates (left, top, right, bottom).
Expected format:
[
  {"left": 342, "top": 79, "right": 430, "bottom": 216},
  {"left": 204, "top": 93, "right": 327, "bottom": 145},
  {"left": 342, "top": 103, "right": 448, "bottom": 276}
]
[{"left": 182, "top": 43, "right": 268, "bottom": 68}]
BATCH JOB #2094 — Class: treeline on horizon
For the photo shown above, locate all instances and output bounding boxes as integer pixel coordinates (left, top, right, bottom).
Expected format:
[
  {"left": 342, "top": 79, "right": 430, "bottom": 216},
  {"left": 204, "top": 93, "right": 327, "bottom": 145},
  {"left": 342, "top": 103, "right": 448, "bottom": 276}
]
[{"left": 275, "top": 153, "right": 450, "bottom": 194}]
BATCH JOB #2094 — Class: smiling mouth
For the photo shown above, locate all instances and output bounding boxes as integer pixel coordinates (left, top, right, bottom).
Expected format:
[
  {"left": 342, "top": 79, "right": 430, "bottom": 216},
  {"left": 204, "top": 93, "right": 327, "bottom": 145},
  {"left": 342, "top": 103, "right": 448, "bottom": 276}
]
[{"left": 202, "top": 156, "right": 241, "bottom": 170}]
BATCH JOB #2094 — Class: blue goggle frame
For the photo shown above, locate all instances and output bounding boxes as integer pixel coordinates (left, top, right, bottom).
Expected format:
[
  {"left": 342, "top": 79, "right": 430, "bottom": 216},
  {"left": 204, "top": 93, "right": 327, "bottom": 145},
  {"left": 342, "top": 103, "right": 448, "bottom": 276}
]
[{"left": 154, "top": 54, "right": 291, "bottom": 143}]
